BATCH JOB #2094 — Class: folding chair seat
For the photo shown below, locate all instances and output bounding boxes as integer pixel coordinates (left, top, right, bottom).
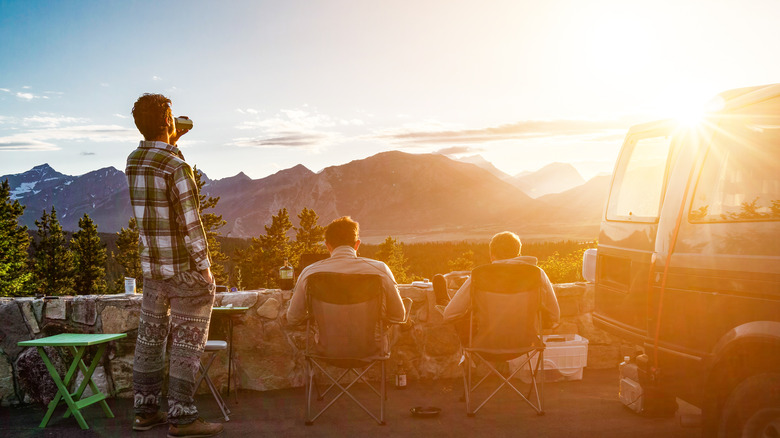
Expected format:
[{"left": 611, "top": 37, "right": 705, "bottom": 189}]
[
  {"left": 195, "top": 340, "right": 231, "bottom": 422},
  {"left": 461, "top": 263, "right": 546, "bottom": 417},
  {"left": 303, "top": 272, "right": 410, "bottom": 425}
]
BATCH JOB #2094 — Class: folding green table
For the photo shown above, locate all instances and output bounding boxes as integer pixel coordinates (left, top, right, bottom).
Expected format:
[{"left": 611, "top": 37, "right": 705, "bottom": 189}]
[{"left": 18, "top": 333, "right": 127, "bottom": 429}]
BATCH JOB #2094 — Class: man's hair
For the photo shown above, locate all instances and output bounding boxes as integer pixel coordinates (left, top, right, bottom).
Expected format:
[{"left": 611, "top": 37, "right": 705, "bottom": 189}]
[
  {"left": 132, "top": 93, "right": 172, "bottom": 140},
  {"left": 325, "top": 216, "right": 359, "bottom": 248},
  {"left": 489, "top": 231, "right": 522, "bottom": 260}
]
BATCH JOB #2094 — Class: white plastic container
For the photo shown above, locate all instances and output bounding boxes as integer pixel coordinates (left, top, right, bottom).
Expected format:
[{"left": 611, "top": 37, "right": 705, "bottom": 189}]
[
  {"left": 513, "top": 334, "right": 589, "bottom": 383},
  {"left": 619, "top": 356, "right": 644, "bottom": 413},
  {"left": 582, "top": 248, "right": 597, "bottom": 283}
]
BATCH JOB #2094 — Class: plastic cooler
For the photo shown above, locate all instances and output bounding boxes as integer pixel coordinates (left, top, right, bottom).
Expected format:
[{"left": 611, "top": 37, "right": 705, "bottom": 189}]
[{"left": 512, "top": 334, "right": 589, "bottom": 383}]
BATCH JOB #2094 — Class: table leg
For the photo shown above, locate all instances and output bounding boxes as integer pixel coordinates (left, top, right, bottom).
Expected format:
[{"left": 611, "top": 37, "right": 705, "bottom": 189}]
[
  {"left": 37, "top": 346, "right": 89, "bottom": 429},
  {"left": 64, "top": 344, "right": 114, "bottom": 419}
]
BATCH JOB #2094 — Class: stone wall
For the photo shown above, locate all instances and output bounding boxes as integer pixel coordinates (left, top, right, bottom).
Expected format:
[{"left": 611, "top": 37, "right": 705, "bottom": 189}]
[{"left": 0, "top": 281, "right": 626, "bottom": 407}]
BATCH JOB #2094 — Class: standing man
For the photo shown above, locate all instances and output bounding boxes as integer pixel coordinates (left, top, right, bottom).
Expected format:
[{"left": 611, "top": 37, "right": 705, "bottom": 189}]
[
  {"left": 287, "top": 216, "right": 406, "bottom": 326},
  {"left": 127, "top": 93, "right": 222, "bottom": 437}
]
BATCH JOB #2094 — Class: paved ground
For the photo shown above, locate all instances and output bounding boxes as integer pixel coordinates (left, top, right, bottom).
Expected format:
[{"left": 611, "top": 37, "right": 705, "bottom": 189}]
[{"left": 1, "top": 368, "right": 701, "bottom": 437}]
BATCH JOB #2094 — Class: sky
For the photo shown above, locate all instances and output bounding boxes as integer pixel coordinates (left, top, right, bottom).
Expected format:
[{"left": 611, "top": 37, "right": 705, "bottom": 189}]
[{"left": 1, "top": 0, "right": 779, "bottom": 181}]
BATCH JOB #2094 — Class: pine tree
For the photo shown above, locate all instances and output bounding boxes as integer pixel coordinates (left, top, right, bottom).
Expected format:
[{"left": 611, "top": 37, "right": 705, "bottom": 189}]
[
  {"left": 447, "top": 250, "right": 475, "bottom": 272},
  {"left": 32, "top": 207, "right": 74, "bottom": 296},
  {"left": 0, "top": 179, "right": 32, "bottom": 297},
  {"left": 194, "top": 168, "right": 228, "bottom": 285},
  {"left": 295, "top": 207, "right": 326, "bottom": 255},
  {"left": 237, "top": 208, "right": 294, "bottom": 289},
  {"left": 113, "top": 217, "right": 143, "bottom": 291},
  {"left": 70, "top": 214, "right": 107, "bottom": 295},
  {"left": 376, "top": 236, "right": 413, "bottom": 284}
]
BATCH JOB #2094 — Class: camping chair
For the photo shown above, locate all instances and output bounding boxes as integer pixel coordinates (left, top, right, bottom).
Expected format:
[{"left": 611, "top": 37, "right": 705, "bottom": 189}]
[
  {"left": 461, "top": 263, "right": 546, "bottom": 416},
  {"left": 303, "top": 272, "right": 411, "bottom": 425}
]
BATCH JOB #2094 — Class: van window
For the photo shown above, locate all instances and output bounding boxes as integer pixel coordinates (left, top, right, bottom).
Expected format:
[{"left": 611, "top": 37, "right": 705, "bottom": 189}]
[
  {"left": 607, "top": 134, "right": 673, "bottom": 222},
  {"left": 690, "top": 124, "right": 780, "bottom": 222}
]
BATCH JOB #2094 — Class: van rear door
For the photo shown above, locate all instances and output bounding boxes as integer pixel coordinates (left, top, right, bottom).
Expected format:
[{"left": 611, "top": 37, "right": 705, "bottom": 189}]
[{"left": 594, "top": 120, "right": 677, "bottom": 343}]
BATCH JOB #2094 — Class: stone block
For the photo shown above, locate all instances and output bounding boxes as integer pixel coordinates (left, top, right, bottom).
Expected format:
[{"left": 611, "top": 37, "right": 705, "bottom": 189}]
[
  {"left": 20, "top": 301, "right": 40, "bottom": 334},
  {"left": 101, "top": 305, "right": 139, "bottom": 334},
  {"left": 74, "top": 365, "right": 110, "bottom": 398},
  {"left": 0, "top": 301, "right": 31, "bottom": 358},
  {"left": 71, "top": 297, "right": 97, "bottom": 326},
  {"left": 220, "top": 291, "right": 258, "bottom": 309},
  {"left": 256, "top": 298, "right": 280, "bottom": 320},
  {"left": 0, "top": 353, "right": 17, "bottom": 407},
  {"left": 399, "top": 285, "right": 427, "bottom": 302},
  {"left": 109, "top": 355, "right": 134, "bottom": 398},
  {"left": 422, "top": 324, "right": 460, "bottom": 357},
  {"left": 32, "top": 299, "right": 44, "bottom": 323},
  {"left": 15, "top": 346, "right": 66, "bottom": 406},
  {"left": 581, "top": 282, "right": 595, "bottom": 314},
  {"left": 554, "top": 283, "right": 585, "bottom": 317},
  {"left": 232, "top": 314, "right": 264, "bottom": 350},
  {"left": 44, "top": 299, "right": 67, "bottom": 320},
  {"left": 547, "top": 319, "right": 579, "bottom": 335},
  {"left": 576, "top": 313, "right": 614, "bottom": 345}
]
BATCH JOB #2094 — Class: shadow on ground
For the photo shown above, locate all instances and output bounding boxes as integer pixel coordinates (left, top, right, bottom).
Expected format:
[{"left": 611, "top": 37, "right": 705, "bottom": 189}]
[{"left": 0, "top": 368, "right": 701, "bottom": 437}]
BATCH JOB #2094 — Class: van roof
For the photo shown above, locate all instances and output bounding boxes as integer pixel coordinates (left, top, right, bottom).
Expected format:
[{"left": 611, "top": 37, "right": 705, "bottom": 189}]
[{"left": 714, "top": 83, "right": 780, "bottom": 113}]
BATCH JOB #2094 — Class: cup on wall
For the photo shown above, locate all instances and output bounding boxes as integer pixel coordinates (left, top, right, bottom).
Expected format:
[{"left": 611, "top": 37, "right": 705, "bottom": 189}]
[{"left": 124, "top": 277, "right": 137, "bottom": 294}]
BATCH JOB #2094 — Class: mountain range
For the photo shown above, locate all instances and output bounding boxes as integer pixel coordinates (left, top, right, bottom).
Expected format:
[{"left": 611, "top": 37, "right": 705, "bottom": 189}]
[{"left": 2, "top": 152, "right": 610, "bottom": 243}]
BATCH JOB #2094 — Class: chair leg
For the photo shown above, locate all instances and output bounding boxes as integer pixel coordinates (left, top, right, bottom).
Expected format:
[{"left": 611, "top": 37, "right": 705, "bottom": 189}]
[
  {"left": 304, "top": 359, "right": 386, "bottom": 425},
  {"left": 463, "top": 353, "right": 474, "bottom": 416},
  {"left": 305, "top": 359, "right": 314, "bottom": 425},
  {"left": 539, "top": 349, "right": 545, "bottom": 415},
  {"left": 380, "top": 361, "right": 386, "bottom": 425}
]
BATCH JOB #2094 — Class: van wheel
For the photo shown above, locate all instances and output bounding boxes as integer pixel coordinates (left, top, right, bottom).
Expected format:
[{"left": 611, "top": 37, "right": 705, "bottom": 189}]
[{"left": 718, "top": 373, "right": 780, "bottom": 438}]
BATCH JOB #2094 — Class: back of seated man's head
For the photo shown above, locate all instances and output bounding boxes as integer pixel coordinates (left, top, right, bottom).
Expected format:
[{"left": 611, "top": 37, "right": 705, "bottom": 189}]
[
  {"left": 489, "top": 231, "right": 522, "bottom": 261},
  {"left": 325, "top": 216, "right": 359, "bottom": 249}
]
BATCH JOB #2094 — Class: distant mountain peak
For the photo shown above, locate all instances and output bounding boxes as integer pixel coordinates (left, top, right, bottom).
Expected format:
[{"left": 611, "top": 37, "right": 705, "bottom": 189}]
[{"left": 511, "top": 162, "right": 585, "bottom": 198}]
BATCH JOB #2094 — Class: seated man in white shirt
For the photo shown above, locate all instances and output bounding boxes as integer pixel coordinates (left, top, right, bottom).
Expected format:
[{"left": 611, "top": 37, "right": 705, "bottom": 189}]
[
  {"left": 286, "top": 216, "right": 406, "bottom": 326},
  {"left": 442, "top": 231, "right": 560, "bottom": 343}
]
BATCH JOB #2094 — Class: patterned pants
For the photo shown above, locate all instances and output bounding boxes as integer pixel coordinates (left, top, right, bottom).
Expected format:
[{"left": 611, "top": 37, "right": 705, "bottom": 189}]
[{"left": 133, "top": 272, "right": 215, "bottom": 425}]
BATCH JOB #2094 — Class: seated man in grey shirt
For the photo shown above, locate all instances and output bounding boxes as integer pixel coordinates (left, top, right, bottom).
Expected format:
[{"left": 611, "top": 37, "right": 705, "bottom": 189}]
[
  {"left": 443, "top": 231, "right": 560, "bottom": 342},
  {"left": 287, "top": 216, "right": 406, "bottom": 326}
]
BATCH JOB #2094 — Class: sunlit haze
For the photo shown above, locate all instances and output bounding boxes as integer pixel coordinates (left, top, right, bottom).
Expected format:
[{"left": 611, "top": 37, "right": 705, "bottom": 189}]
[{"left": 1, "top": 0, "right": 778, "bottom": 181}]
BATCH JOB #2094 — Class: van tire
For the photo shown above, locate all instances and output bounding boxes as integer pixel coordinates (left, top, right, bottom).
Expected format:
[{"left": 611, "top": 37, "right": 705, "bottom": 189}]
[{"left": 718, "top": 372, "right": 780, "bottom": 438}]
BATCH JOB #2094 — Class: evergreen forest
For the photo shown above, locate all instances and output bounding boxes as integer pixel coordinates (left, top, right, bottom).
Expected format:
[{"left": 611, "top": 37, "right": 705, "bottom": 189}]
[{"left": 0, "top": 175, "right": 595, "bottom": 297}]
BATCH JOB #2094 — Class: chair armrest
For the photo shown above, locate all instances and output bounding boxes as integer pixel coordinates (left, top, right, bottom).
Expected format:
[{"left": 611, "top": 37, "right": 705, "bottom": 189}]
[{"left": 389, "top": 297, "right": 414, "bottom": 325}]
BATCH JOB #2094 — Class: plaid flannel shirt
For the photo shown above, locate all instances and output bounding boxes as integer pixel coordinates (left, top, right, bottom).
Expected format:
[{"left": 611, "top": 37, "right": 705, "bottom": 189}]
[{"left": 126, "top": 141, "right": 211, "bottom": 280}]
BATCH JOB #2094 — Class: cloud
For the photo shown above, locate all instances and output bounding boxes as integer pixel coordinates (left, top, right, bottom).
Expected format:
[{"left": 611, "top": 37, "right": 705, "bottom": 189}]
[
  {"left": 152, "top": 75, "right": 162, "bottom": 81},
  {"left": 0, "top": 138, "right": 59, "bottom": 151},
  {"left": 434, "top": 146, "right": 486, "bottom": 156},
  {"left": 16, "top": 92, "right": 43, "bottom": 100},
  {"left": 0, "top": 124, "right": 137, "bottom": 152},
  {"left": 0, "top": 87, "right": 52, "bottom": 100},
  {"left": 379, "top": 118, "right": 634, "bottom": 146},
  {"left": 232, "top": 106, "right": 357, "bottom": 150},
  {"left": 232, "top": 131, "right": 335, "bottom": 148},
  {"left": 80, "top": 151, "right": 96, "bottom": 156},
  {"left": 114, "top": 113, "right": 129, "bottom": 119},
  {"left": 23, "top": 114, "right": 89, "bottom": 128}
]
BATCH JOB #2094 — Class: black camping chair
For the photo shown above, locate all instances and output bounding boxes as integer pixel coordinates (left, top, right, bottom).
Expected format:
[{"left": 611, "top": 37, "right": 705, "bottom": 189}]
[
  {"left": 461, "top": 263, "right": 546, "bottom": 416},
  {"left": 303, "top": 272, "right": 411, "bottom": 425}
]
